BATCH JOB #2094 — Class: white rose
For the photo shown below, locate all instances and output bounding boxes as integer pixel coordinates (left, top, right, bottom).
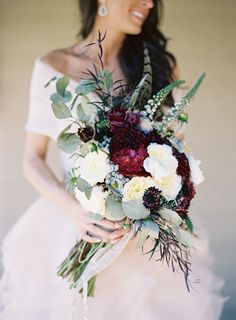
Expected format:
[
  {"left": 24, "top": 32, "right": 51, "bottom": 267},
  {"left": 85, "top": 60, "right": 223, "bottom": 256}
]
[
  {"left": 79, "top": 150, "right": 112, "bottom": 186},
  {"left": 143, "top": 143, "right": 178, "bottom": 179},
  {"left": 154, "top": 173, "right": 182, "bottom": 200},
  {"left": 123, "top": 176, "right": 157, "bottom": 202},
  {"left": 75, "top": 185, "right": 108, "bottom": 216},
  {"left": 187, "top": 154, "right": 205, "bottom": 186}
]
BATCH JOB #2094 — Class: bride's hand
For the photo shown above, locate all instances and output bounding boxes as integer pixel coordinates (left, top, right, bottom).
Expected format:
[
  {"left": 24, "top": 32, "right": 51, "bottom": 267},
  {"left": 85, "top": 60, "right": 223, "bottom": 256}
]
[{"left": 69, "top": 202, "right": 129, "bottom": 244}]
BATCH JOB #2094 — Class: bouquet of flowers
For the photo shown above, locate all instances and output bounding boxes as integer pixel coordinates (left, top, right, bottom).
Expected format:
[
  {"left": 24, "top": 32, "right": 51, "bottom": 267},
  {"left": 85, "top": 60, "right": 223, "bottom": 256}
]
[{"left": 46, "top": 33, "right": 205, "bottom": 299}]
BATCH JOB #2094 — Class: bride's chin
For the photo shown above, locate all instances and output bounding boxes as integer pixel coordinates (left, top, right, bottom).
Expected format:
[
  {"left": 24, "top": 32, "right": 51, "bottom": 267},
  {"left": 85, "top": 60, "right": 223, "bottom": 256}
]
[{"left": 124, "top": 24, "right": 142, "bottom": 35}]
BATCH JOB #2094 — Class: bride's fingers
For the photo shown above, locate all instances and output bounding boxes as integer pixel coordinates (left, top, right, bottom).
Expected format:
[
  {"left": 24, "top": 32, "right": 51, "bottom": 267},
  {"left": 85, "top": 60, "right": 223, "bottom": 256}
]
[
  {"left": 109, "top": 228, "right": 130, "bottom": 242},
  {"left": 88, "top": 224, "right": 115, "bottom": 240},
  {"left": 91, "top": 218, "right": 121, "bottom": 230},
  {"left": 81, "top": 231, "right": 102, "bottom": 243}
]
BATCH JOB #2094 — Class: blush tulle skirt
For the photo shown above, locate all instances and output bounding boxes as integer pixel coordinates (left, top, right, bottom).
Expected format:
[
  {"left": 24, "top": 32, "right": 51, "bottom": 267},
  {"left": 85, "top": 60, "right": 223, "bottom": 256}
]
[{"left": 0, "top": 196, "right": 228, "bottom": 319}]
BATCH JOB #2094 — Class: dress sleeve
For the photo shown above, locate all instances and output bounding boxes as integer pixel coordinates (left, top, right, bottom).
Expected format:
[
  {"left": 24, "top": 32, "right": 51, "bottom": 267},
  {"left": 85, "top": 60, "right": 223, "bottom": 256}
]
[{"left": 24, "top": 58, "right": 60, "bottom": 141}]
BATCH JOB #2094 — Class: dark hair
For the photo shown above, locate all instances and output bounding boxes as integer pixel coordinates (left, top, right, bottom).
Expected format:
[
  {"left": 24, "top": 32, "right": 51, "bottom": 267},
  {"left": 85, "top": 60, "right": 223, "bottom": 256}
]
[{"left": 77, "top": 0, "right": 177, "bottom": 106}]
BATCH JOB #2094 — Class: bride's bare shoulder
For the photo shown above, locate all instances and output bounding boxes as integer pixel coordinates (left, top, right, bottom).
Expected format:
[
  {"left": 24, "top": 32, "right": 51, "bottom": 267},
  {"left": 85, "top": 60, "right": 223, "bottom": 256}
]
[
  {"left": 39, "top": 45, "right": 88, "bottom": 80},
  {"left": 39, "top": 48, "right": 71, "bottom": 73}
]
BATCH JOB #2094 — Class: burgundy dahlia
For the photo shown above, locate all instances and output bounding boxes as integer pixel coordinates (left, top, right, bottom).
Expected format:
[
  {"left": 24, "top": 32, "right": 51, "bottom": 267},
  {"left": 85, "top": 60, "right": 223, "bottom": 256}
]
[
  {"left": 107, "top": 107, "right": 140, "bottom": 132},
  {"left": 143, "top": 187, "right": 162, "bottom": 211},
  {"left": 176, "top": 180, "right": 196, "bottom": 218},
  {"left": 110, "top": 127, "right": 149, "bottom": 152},
  {"left": 172, "top": 147, "right": 191, "bottom": 182},
  {"left": 111, "top": 146, "right": 149, "bottom": 177}
]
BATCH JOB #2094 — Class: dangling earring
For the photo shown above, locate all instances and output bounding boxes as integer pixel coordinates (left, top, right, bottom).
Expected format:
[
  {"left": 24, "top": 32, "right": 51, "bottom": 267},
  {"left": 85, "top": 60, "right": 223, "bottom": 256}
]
[{"left": 98, "top": 5, "right": 109, "bottom": 16}]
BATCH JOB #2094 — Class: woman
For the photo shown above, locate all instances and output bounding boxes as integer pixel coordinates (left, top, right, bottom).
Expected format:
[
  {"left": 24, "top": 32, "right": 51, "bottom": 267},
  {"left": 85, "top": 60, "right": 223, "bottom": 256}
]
[{"left": 0, "top": 0, "right": 227, "bottom": 319}]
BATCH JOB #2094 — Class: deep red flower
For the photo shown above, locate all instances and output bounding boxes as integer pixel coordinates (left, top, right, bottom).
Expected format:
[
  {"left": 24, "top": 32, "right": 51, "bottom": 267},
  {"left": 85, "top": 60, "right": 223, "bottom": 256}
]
[
  {"left": 111, "top": 146, "right": 149, "bottom": 177},
  {"left": 110, "top": 127, "right": 149, "bottom": 152},
  {"left": 176, "top": 180, "right": 196, "bottom": 218},
  {"left": 172, "top": 147, "right": 191, "bottom": 182},
  {"left": 107, "top": 107, "right": 140, "bottom": 132}
]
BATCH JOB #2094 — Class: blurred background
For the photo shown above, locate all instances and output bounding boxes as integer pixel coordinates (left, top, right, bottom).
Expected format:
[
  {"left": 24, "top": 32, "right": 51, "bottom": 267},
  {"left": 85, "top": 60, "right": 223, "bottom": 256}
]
[{"left": 0, "top": 0, "right": 235, "bottom": 318}]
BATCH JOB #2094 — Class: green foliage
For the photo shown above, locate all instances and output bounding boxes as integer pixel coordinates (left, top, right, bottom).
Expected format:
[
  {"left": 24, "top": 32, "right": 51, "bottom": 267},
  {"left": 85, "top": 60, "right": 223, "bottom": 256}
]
[
  {"left": 98, "top": 70, "right": 113, "bottom": 93},
  {"left": 76, "top": 103, "right": 90, "bottom": 122},
  {"left": 75, "top": 79, "right": 96, "bottom": 95},
  {"left": 122, "top": 199, "right": 150, "bottom": 219},
  {"left": 57, "top": 132, "right": 81, "bottom": 153},
  {"left": 158, "top": 208, "right": 183, "bottom": 226},
  {"left": 90, "top": 142, "right": 98, "bottom": 153},
  {"left": 66, "top": 176, "right": 77, "bottom": 193},
  {"left": 177, "top": 112, "right": 188, "bottom": 123},
  {"left": 124, "top": 74, "right": 148, "bottom": 108},
  {"left": 76, "top": 177, "right": 92, "bottom": 200},
  {"left": 44, "top": 76, "right": 57, "bottom": 88},
  {"left": 141, "top": 219, "right": 160, "bottom": 238},
  {"left": 56, "top": 76, "right": 69, "bottom": 97},
  {"left": 164, "top": 73, "right": 206, "bottom": 124},
  {"left": 96, "top": 119, "right": 110, "bottom": 129},
  {"left": 50, "top": 91, "right": 72, "bottom": 103},
  {"left": 106, "top": 194, "right": 126, "bottom": 220},
  {"left": 51, "top": 100, "right": 71, "bottom": 119},
  {"left": 185, "top": 216, "right": 194, "bottom": 233}
]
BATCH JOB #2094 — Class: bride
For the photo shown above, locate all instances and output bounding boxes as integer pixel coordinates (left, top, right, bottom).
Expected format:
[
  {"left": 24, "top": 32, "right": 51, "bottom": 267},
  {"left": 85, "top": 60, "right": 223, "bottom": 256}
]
[{"left": 0, "top": 0, "right": 227, "bottom": 319}]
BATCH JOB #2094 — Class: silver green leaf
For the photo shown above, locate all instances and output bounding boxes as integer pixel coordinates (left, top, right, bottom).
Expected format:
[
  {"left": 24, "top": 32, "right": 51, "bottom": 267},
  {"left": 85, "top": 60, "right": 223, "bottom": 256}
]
[
  {"left": 56, "top": 76, "right": 70, "bottom": 97},
  {"left": 50, "top": 91, "right": 72, "bottom": 103},
  {"left": 75, "top": 79, "right": 96, "bottom": 95},
  {"left": 77, "top": 104, "right": 91, "bottom": 122},
  {"left": 57, "top": 133, "right": 81, "bottom": 153},
  {"left": 142, "top": 219, "right": 160, "bottom": 238},
  {"left": 122, "top": 199, "right": 150, "bottom": 219},
  {"left": 158, "top": 208, "right": 183, "bottom": 226},
  {"left": 51, "top": 100, "right": 71, "bottom": 119},
  {"left": 106, "top": 194, "right": 126, "bottom": 220},
  {"left": 76, "top": 176, "right": 92, "bottom": 193}
]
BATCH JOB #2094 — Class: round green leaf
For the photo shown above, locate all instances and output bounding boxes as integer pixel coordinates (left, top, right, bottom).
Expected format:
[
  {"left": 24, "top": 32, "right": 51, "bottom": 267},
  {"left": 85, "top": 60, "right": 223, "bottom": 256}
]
[
  {"left": 52, "top": 100, "right": 71, "bottom": 119},
  {"left": 106, "top": 195, "right": 126, "bottom": 220},
  {"left": 57, "top": 133, "right": 81, "bottom": 153},
  {"left": 122, "top": 199, "right": 150, "bottom": 220},
  {"left": 56, "top": 76, "right": 69, "bottom": 97},
  {"left": 75, "top": 79, "right": 96, "bottom": 95}
]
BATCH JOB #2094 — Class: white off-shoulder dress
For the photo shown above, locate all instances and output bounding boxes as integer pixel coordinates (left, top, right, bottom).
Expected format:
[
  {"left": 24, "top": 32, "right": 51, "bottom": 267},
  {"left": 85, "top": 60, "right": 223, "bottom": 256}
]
[{"left": 0, "top": 58, "right": 228, "bottom": 319}]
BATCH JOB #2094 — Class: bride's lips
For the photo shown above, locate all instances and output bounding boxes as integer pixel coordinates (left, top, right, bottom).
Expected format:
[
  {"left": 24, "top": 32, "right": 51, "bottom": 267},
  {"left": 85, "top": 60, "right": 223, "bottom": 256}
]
[{"left": 130, "top": 9, "right": 148, "bottom": 24}]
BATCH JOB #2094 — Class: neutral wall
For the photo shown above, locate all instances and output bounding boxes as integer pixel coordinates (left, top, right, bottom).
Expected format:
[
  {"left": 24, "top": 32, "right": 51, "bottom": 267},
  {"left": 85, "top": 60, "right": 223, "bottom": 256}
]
[{"left": 0, "top": 0, "right": 235, "bottom": 318}]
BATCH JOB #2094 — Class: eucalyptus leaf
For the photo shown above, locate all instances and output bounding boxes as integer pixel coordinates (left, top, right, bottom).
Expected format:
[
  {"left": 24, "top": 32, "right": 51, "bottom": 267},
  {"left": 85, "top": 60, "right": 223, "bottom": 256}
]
[
  {"left": 75, "top": 79, "right": 96, "bottom": 95},
  {"left": 77, "top": 104, "right": 90, "bottom": 122},
  {"left": 57, "top": 133, "right": 81, "bottom": 153},
  {"left": 142, "top": 219, "right": 160, "bottom": 238},
  {"left": 106, "top": 195, "right": 127, "bottom": 220},
  {"left": 158, "top": 208, "right": 183, "bottom": 226},
  {"left": 122, "top": 199, "right": 150, "bottom": 219},
  {"left": 50, "top": 91, "right": 72, "bottom": 103},
  {"left": 85, "top": 188, "right": 92, "bottom": 200},
  {"left": 76, "top": 176, "right": 92, "bottom": 192},
  {"left": 52, "top": 100, "right": 71, "bottom": 119},
  {"left": 56, "top": 76, "right": 70, "bottom": 97}
]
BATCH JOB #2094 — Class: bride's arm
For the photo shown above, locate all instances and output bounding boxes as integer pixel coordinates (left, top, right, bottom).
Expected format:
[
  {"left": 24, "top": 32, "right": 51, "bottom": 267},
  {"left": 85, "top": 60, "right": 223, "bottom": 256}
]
[{"left": 23, "top": 132, "right": 127, "bottom": 244}]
